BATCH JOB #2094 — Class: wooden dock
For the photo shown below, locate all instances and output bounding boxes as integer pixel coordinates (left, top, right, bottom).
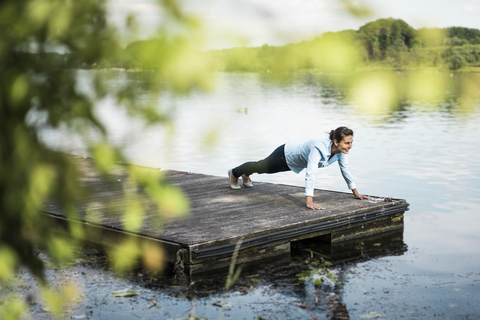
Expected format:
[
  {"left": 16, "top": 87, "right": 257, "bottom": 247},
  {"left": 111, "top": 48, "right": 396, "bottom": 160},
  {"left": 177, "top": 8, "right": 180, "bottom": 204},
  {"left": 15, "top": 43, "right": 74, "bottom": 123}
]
[{"left": 44, "top": 156, "right": 408, "bottom": 275}]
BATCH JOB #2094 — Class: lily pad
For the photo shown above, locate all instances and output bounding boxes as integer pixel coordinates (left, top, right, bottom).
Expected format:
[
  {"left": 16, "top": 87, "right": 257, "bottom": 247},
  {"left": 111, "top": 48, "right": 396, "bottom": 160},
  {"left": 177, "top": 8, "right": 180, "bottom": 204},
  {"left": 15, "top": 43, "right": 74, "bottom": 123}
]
[
  {"left": 361, "top": 311, "right": 384, "bottom": 318},
  {"left": 212, "top": 300, "right": 233, "bottom": 308},
  {"left": 111, "top": 289, "right": 139, "bottom": 297}
]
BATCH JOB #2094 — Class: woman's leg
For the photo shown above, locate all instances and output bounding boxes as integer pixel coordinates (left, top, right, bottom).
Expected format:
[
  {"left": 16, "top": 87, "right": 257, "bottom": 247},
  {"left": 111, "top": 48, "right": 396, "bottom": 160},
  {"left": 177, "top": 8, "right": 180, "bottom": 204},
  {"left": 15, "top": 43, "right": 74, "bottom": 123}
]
[{"left": 232, "top": 144, "right": 290, "bottom": 178}]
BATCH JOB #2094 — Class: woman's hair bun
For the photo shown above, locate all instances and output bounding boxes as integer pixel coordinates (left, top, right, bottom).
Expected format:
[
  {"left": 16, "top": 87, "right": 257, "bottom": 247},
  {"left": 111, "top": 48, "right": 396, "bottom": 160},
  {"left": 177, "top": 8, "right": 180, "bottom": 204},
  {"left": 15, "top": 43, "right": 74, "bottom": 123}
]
[{"left": 329, "top": 126, "right": 354, "bottom": 141}]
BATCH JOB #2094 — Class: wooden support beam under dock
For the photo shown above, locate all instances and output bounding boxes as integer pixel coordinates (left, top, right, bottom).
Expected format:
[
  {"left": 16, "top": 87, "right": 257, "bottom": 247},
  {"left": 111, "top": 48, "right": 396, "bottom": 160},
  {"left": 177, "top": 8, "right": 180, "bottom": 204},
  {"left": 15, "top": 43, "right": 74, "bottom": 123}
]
[{"left": 44, "top": 156, "right": 408, "bottom": 275}]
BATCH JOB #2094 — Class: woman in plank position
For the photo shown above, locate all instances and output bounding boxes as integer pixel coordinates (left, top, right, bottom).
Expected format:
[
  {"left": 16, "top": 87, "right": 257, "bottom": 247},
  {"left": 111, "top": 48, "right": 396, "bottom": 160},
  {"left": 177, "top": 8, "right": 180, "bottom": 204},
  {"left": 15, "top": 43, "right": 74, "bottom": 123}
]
[{"left": 228, "top": 126, "right": 372, "bottom": 210}]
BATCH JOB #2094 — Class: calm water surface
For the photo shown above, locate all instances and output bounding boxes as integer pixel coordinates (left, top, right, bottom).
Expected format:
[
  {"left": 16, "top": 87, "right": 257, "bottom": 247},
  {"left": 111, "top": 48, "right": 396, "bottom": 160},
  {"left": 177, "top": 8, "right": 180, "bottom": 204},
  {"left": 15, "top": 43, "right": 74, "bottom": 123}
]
[{"left": 42, "top": 72, "right": 480, "bottom": 319}]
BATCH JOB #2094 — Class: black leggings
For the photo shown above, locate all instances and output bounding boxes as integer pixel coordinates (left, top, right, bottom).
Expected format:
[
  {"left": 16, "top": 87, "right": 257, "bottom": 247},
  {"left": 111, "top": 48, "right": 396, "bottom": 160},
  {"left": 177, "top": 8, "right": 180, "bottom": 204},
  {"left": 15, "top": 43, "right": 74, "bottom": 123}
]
[{"left": 232, "top": 144, "right": 291, "bottom": 178}]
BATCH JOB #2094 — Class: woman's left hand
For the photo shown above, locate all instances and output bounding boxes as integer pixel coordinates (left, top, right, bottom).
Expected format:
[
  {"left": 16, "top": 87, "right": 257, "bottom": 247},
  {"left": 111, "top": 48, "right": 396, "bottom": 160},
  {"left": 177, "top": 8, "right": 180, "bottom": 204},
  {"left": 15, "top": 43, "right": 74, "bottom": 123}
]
[
  {"left": 352, "top": 188, "right": 373, "bottom": 200},
  {"left": 355, "top": 194, "right": 373, "bottom": 200}
]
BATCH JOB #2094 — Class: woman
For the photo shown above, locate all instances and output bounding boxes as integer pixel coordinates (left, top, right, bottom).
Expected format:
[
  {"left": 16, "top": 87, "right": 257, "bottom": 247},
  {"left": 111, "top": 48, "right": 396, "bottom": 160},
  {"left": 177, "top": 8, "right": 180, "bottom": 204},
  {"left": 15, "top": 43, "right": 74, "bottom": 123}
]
[{"left": 228, "top": 126, "right": 372, "bottom": 210}]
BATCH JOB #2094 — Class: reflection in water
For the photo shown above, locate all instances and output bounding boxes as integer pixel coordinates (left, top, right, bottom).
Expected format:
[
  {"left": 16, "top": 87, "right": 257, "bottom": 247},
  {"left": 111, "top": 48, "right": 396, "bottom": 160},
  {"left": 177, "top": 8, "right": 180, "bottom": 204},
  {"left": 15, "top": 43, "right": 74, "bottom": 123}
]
[
  {"left": 39, "top": 71, "right": 480, "bottom": 319},
  {"left": 287, "top": 228, "right": 406, "bottom": 319},
  {"left": 294, "top": 228, "right": 407, "bottom": 265}
]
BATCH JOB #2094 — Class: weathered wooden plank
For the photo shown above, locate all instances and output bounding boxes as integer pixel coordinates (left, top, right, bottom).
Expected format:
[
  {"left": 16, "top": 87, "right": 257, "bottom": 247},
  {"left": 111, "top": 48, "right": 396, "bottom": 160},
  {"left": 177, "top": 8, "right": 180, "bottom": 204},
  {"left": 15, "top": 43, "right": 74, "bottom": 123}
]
[{"left": 186, "top": 242, "right": 291, "bottom": 275}]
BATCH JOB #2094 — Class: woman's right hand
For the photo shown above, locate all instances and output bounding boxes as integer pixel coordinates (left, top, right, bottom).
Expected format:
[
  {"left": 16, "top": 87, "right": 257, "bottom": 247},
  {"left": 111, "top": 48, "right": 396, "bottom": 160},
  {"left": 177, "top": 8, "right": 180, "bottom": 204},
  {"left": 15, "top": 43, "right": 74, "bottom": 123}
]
[{"left": 306, "top": 196, "right": 325, "bottom": 210}]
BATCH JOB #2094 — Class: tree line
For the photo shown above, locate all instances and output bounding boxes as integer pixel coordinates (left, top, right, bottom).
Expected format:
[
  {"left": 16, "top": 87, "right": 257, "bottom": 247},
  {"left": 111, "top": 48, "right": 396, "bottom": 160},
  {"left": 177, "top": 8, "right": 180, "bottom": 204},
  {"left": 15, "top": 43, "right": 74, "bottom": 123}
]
[{"left": 205, "top": 18, "right": 480, "bottom": 72}]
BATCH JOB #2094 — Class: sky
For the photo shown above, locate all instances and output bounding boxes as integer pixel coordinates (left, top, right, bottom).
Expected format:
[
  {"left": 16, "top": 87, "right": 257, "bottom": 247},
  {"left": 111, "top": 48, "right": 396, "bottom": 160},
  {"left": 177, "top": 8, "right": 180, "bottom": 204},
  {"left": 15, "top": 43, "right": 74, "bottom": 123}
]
[{"left": 107, "top": 0, "right": 480, "bottom": 49}]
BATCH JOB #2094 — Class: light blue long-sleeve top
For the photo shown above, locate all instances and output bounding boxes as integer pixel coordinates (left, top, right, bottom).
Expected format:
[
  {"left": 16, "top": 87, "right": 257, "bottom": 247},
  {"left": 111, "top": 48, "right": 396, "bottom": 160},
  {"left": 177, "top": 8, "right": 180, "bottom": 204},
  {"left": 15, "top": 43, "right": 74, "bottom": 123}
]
[{"left": 284, "top": 138, "right": 356, "bottom": 197}]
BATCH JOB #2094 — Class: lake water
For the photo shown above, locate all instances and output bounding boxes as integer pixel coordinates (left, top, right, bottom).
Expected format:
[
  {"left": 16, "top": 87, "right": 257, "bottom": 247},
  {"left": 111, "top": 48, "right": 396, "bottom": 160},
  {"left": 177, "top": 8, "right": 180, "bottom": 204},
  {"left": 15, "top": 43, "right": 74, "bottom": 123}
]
[{"left": 42, "top": 71, "right": 480, "bottom": 319}]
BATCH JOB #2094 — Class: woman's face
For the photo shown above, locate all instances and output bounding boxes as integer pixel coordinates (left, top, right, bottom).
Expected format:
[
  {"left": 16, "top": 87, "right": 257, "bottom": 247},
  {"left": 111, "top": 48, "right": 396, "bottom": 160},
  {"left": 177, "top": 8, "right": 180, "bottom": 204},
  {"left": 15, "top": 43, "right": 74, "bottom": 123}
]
[{"left": 335, "top": 135, "right": 353, "bottom": 154}]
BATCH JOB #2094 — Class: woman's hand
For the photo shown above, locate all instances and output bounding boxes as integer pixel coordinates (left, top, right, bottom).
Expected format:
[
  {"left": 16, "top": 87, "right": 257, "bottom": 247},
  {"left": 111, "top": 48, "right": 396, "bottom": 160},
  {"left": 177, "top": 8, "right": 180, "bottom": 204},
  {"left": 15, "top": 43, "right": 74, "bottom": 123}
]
[
  {"left": 352, "top": 188, "right": 373, "bottom": 200},
  {"left": 306, "top": 196, "right": 325, "bottom": 210},
  {"left": 355, "top": 194, "right": 373, "bottom": 200}
]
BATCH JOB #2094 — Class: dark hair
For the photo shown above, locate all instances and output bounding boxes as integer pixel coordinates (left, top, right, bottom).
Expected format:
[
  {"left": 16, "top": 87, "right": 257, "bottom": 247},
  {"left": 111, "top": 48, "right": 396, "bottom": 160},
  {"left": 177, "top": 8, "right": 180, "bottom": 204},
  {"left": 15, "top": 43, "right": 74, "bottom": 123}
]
[{"left": 329, "top": 126, "right": 354, "bottom": 142}]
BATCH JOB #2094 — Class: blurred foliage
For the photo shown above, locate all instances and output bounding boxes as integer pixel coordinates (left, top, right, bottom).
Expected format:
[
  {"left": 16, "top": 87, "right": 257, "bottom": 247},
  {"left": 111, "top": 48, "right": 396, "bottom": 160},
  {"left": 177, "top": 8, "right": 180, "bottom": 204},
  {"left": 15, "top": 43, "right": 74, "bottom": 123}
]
[
  {"left": 0, "top": 0, "right": 207, "bottom": 317},
  {"left": 340, "top": 0, "right": 372, "bottom": 18},
  {"left": 225, "top": 240, "right": 242, "bottom": 291}
]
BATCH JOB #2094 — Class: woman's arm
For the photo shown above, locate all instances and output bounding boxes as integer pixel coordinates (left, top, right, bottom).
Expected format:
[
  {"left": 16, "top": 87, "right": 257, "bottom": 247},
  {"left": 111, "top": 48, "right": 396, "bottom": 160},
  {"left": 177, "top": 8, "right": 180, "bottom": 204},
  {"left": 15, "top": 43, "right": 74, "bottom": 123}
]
[
  {"left": 304, "top": 148, "right": 322, "bottom": 198},
  {"left": 352, "top": 188, "right": 373, "bottom": 200},
  {"left": 307, "top": 190, "right": 371, "bottom": 210},
  {"left": 338, "top": 155, "right": 371, "bottom": 200}
]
